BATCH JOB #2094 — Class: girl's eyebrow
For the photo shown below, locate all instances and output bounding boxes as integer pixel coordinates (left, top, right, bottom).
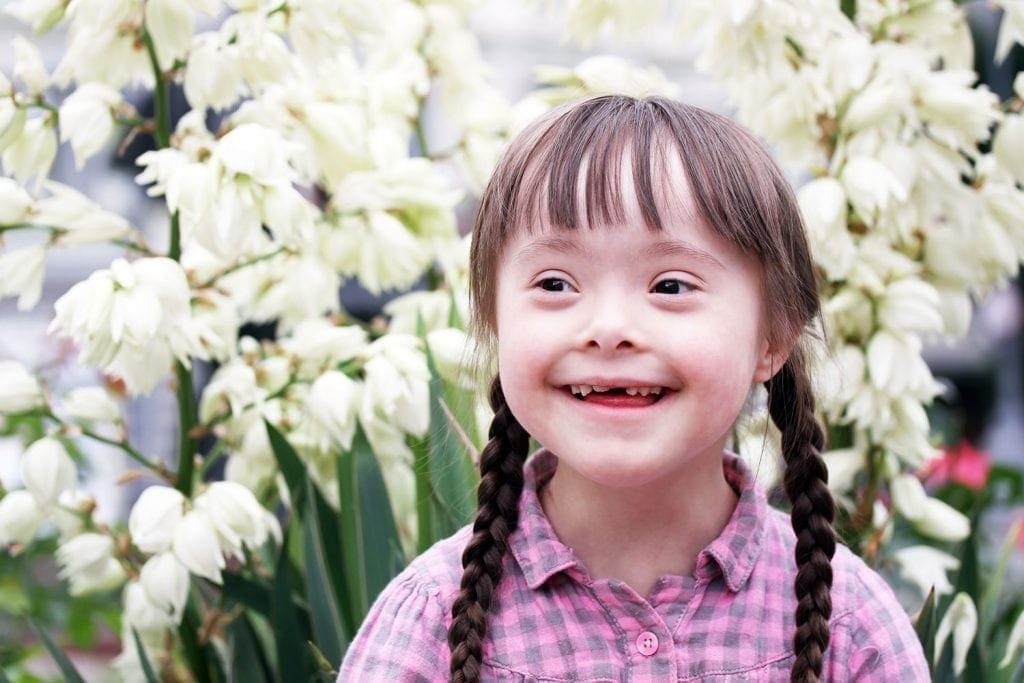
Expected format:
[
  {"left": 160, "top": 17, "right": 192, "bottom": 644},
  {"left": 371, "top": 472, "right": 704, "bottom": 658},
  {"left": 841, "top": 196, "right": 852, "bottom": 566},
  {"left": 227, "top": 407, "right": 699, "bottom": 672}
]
[
  {"left": 510, "top": 236, "right": 585, "bottom": 265},
  {"left": 644, "top": 240, "right": 725, "bottom": 270}
]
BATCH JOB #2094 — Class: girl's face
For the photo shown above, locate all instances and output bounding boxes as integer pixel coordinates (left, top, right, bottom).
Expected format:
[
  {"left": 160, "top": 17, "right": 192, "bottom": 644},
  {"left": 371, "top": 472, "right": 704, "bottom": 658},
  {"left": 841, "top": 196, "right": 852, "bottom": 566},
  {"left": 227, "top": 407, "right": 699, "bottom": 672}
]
[{"left": 494, "top": 156, "right": 778, "bottom": 491}]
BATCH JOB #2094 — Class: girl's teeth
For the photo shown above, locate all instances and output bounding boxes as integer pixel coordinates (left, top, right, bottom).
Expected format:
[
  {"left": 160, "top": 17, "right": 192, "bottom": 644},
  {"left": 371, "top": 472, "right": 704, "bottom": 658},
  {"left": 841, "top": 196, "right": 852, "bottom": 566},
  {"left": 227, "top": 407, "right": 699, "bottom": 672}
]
[
  {"left": 592, "top": 386, "right": 609, "bottom": 392},
  {"left": 637, "top": 387, "right": 649, "bottom": 396},
  {"left": 578, "top": 385, "right": 592, "bottom": 397},
  {"left": 625, "top": 387, "right": 638, "bottom": 396},
  {"left": 651, "top": 387, "right": 662, "bottom": 395}
]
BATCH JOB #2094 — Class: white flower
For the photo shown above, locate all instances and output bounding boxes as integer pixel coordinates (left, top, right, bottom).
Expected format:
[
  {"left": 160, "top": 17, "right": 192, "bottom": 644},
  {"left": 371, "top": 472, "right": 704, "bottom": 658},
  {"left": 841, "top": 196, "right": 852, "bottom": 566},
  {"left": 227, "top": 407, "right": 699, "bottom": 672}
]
[
  {"left": 891, "top": 473, "right": 970, "bottom": 541},
  {"left": 0, "top": 490, "right": 45, "bottom": 547},
  {"left": 361, "top": 335, "right": 430, "bottom": 438},
  {"left": 128, "top": 486, "right": 185, "bottom": 554},
  {"left": 877, "top": 279, "right": 944, "bottom": 335},
  {"left": 21, "top": 437, "right": 77, "bottom": 509},
  {"left": 50, "top": 257, "right": 206, "bottom": 394},
  {"left": 534, "top": 55, "right": 679, "bottom": 102},
  {"left": 1, "top": 117, "right": 58, "bottom": 187},
  {"left": 139, "top": 552, "right": 190, "bottom": 625},
  {"left": 892, "top": 545, "right": 959, "bottom": 598},
  {"left": 172, "top": 509, "right": 226, "bottom": 583},
  {"left": 0, "top": 100, "right": 27, "bottom": 156},
  {"left": 822, "top": 448, "right": 865, "bottom": 493},
  {"left": 198, "top": 361, "right": 262, "bottom": 423},
  {"left": 562, "top": 0, "right": 665, "bottom": 46},
  {"left": 0, "top": 359, "right": 45, "bottom": 413},
  {"left": 426, "top": 328, "right": 476, "bottom": 390},
  {"left": 994, "top": 114, "right": 1024, "bottom": 184},
  {"left": 306, "top": 371, "right": 362, "bottom": 450},
  {"left": 280, "top": 320, "right": 368, "bottom": 375},
  {"left": 56, "top": 532, "right": 126, "bottom": 595},
  {"left": 0, "top": 177, "right": 33, "bottom": 224},
  {"left": 797, "top": 177, "right": 854, "bottom": 281},
  {"left": 193, "top": 480, "right": 276, "bottom": 558},
  {"left": 58, "top": 82, "right": 121, "bottom": 169},
  {"left": 54, "top": 0, "right": 152, "bottom": 89},
  {"left": 183, "top": 32, "right": 245, "bottom": 112},
  {"left": 935, "top": 593, "right": 978, "bottom": 676},
  {"left": 5, "top": 0, "right": 66, "bottom": 33},
  {"left": 51, "top": 489, "right": 92, "bottom": 540},
  {"left": 144, "top": 0, "right": 200, "bottom": 71},
  {"left": 34, "top": 181, "right": 134, "bottom": 246},
  {"left": 0, "top": 243, "right": 46, "bottom": 311},
  {"left": 12, "top": 36, "right": 49, "bottom": 95},
  {"left": 384, "top": 291, "right": 456, "bottom": 336},
  {"left": 61, "top": 386, "right": 121, "bottom": 423},
  {"left": 123, "top": 580, "right": 175, "bottom": 635},
  {"left": 1000, "top": 608, "right": 1024, "bottom": 670},
  {"left": 890, "top": 474, "right": 929, "bottom": 520},
  {"left": 840, "top": 156, "right": 907, "bottom": 220}
]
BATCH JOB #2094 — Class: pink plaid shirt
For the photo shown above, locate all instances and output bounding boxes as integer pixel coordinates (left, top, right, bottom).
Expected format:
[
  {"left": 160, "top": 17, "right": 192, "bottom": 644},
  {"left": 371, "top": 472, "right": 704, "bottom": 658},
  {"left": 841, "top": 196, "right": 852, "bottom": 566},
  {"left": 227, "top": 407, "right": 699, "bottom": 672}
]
[{"left": 339, "top": 450, "right": 930, "bottom": 681}]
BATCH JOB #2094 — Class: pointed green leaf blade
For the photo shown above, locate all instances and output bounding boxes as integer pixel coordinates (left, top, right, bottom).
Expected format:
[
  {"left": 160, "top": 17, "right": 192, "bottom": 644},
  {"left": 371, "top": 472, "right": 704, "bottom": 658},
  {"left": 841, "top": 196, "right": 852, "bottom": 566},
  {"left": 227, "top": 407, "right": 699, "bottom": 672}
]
[
  {"left": 30, "top": 620, "right": 86, "bottom": 683},
  {"left": 337, "top": 425, "right": 406, "bottom": 622},
  {"left": 265, "top": 419, "right": 307, "bottom": 511},
  {"left": 303, "top": 477, "right": 349, "bottom": 665},
  {"left": 131, "top": 629, "right": 160, "bottom": 683},
  {"left": 225, "top": 614, "right": 273, "bottom": 683},
  {"left": 915, "top": 587, "right": 937, "bottom": 671},
  {"left": 270, "top": 529, "right": 313, "bottom": 681}
]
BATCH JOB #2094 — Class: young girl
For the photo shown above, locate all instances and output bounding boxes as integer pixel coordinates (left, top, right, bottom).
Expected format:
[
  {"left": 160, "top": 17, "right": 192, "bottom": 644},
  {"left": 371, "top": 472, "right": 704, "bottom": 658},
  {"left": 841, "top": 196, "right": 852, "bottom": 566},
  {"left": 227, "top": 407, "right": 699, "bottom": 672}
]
[{"left": 339, "top": 95, "right": 929, "bottom": 682}]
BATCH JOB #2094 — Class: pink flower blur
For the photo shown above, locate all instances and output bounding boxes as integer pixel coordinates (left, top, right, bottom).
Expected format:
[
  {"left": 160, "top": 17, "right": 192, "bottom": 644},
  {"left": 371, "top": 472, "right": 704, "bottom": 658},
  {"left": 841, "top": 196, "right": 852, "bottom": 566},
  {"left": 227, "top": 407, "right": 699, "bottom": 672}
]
[{"left": 922, "top": 440, "right": 992, "bottom": 491}]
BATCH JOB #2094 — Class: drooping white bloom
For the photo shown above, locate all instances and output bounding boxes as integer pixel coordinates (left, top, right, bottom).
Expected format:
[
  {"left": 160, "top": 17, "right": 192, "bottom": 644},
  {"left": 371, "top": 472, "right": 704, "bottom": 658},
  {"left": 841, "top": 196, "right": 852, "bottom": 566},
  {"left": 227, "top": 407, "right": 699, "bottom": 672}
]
[
  {"left": 533, "top": 55, "right": 680, "bottom": 103},
  {"left": 840, "top": 156, "right": 907, "bottom": 221},
  {"left": 183, "top": 32, "right": 246, "bottom": 112},
  {"left": 53, "top": 0, "right": 151, "bottom": 89},
  {"left": 892, "top": 545, "right": 959, "bottom": 598},
  {"left": 0, "top": 243, "right": 46, "bottom": 311},
  {"left": 0, "top": 99, "right": 26, "bottom": 156},
  {"left": 50, "top": 257, "right": 206, "bottom": 395},
  {"left": 360, "top": 335, "right": 431, "bottom": 438},
  {"left": 33, "top": 181, "right": 134, "bottom": 246},
  {"left": 5, "top": 0, "right": 66, "bottom": 33},
  {"left": 822, "top": 448, "right": 865, "bottom": 494},
  {"left": 306, "top": 370, "right": 362, "bottom": 451},
  {"left": 0, "top": 177, "right": 33, "bottom": 224},
  {"left": 128, "top": 486, "right": 185, "bottom": 554},
  {"left": 58, "top": 82, "right": 122, "bottom": 169},
  {"left": 172, "top": 509, "right": 226, "bottom": 583},
  {"left": 12, "top": 36, "right": 49, "bottom": 95},
  {"left": 0, "top": 490, "right": 45, "bottom": 547},
  {"left": 891, "top": 473, "right": 971, "bottom": 541},
  {"left": 51, "top": 489, "right": 92, "bottom": 540},
  {"left": 198, "top": 361, "right": 263, "bottom": 423},
  {"left": 797, "top": 177, "right": 854, "bottom": 281},
  {"left": 0, "top": 359, "right": 45, "bottom": 413},
  {"left": 60, "top": 386, "right": 121, "bottom": 423},
  {"left": 193, "top": 481, "right": 278, "bottom": 558},
  {"left": 56, "top": 532, "right": 127, "bottom": 595},
  {"left": 877, "top": 278, "right": 945, "bottom": 336},
  {"left": 123, "top": 580, "right": 175, "bottom": 635},
  {"left": 934, "top": 593, "right": 978, "bottom": 675},
  {"left": 1, "top": 117, "right": 58, "bottom": 187},
  {"left": 426, "top": 328, "right": 476, "bottom": 390},
  {"left": 561, "top": 0, "right": 665, "bottom": 46},
  {"left": 279, "top": 320, "right": 368, "bottom": 376},
  {"left": 21, "top": 437, "right": 77, "bottom": 509},
  {"left": 139, "top": 552, "right": 190, "bottom": 625},
  {"left": 144, "top": 0, "right": 203, "bottom": 71},
  {"left": 993, "top": 113, "right": 1024, "bottom": 184}
]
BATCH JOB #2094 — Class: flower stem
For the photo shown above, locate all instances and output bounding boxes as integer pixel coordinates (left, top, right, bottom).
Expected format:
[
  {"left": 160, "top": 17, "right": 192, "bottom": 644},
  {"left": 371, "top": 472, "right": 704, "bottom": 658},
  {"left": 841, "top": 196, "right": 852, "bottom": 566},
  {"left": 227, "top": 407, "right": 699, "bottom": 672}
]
[
  {"left": 141, "top": 28, "right": 171, "bottom": 150},
  {"left": 79, "top": 427, "right": 169, "bottom": 478},
  {"left": 175, "top": 362, "right": 198, "bottom": 497}
]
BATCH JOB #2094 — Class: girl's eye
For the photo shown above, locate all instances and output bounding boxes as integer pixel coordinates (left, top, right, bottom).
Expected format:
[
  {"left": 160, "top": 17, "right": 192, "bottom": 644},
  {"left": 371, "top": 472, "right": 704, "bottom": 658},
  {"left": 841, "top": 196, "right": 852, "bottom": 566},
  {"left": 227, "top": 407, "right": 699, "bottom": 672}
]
[
  {"left": 537, "top": 277, "right": 573, "bottom": 292},
  {"left": 652, "top": 279, "right": 692, "bottom": 295}
]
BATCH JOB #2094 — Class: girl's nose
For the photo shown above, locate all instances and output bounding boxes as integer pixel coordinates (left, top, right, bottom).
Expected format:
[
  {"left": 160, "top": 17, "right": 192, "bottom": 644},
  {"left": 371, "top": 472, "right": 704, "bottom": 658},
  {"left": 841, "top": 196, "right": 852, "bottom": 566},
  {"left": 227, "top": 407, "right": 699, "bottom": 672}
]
[{"left": 580, "top": 298, "right": 641, "bottom": 352}]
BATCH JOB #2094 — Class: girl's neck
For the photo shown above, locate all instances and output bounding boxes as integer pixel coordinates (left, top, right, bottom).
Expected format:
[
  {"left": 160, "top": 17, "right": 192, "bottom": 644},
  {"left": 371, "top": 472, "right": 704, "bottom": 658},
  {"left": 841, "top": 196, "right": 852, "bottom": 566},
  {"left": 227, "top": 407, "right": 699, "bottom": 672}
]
[{"left": 538, "top": 452, "right": 738, "bottom": 598}]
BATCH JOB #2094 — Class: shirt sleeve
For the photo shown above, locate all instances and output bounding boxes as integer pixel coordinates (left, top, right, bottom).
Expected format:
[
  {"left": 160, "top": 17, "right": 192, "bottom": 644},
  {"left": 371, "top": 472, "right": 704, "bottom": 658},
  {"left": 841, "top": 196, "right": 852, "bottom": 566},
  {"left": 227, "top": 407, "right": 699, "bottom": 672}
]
[
  {"left": 832, "top": 567, "right": 931, "bottom": 681},
  {"left": 337, "top": 569, "right": 451, "bottom": 682}
]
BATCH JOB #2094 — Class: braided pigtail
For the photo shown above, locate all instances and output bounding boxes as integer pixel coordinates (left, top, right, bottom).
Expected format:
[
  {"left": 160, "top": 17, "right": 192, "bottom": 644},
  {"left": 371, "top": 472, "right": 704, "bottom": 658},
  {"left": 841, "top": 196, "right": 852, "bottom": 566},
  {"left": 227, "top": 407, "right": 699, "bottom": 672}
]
[
  {"left": 766, "top": 349, "right": 836, "bottom": 683},
  {"left": 447, "top": 377, "right": 529, "bottom": 683}
]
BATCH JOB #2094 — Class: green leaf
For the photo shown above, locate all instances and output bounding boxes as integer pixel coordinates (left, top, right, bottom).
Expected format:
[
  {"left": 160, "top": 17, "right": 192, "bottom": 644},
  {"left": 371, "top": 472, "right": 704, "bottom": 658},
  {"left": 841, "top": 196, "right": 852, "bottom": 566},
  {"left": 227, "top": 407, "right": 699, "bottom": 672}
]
[
  {"left": 411, "top": 434, "right": 435, "bottom": 555},
  {"left": 336, "top": 425, "right": 405, "bottom": 623},
  {"left": 225, "top": 614, "right": 272, "bottom": 683},
  {"left": 265, "top": 420, "right": 308, "bottom": 511},
  {"left": 222, "top": 573, "right": 272, "bottom": 619},
  {"left": 270, "top": 530, "right": 312, "bottom": 681},
  {"left": 29, "top": 620, "right": 86, "bottom": 683},
  {"left": 0, "top": 666, "right": 11, "bottom": 683},
  {"left": 131, "top": 630, "right": 160, "bottom": 683},
  {"left": 302, "top": 477, "right": 349, "bottom": 665},
  {"left": 915, "top": 587, "right": 938, "bottom": 671},
  {"left": 178, "top": 594, "right": 223, "bottom": 683},
  {"left": 981, "top": 519, "right": 1023, "bottom": 645}
]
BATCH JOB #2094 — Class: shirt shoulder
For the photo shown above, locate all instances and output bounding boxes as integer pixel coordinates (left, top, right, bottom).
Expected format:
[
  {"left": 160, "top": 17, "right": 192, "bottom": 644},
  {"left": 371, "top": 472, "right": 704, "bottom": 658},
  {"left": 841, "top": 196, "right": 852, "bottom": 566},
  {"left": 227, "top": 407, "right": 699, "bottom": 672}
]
[{"left": 337, "top": 526, "right": 470, "bottom": 682}]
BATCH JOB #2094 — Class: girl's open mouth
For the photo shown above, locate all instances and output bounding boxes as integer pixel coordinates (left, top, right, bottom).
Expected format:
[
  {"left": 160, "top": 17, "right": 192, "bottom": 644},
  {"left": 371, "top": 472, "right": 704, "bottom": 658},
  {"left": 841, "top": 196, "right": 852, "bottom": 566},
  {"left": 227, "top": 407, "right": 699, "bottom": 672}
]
[{"left": 563, "top": 384, "right": 669, "bottom": 408}]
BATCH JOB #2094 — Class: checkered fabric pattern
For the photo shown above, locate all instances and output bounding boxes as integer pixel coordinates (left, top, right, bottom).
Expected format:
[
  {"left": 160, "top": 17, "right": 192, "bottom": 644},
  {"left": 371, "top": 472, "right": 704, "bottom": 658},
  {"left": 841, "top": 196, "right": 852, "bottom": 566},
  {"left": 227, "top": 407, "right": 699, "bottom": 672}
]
[{"left": 338, "top": 450, "right": 930, "bottom": 681}]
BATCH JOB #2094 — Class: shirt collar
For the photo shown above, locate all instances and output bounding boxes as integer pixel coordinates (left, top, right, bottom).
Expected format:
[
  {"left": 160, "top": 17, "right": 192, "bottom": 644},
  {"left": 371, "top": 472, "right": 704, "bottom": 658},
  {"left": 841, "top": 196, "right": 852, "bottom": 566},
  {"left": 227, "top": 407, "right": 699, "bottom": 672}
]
[{"left": 509, "top": 449, "right": 768, "bottom": 593}]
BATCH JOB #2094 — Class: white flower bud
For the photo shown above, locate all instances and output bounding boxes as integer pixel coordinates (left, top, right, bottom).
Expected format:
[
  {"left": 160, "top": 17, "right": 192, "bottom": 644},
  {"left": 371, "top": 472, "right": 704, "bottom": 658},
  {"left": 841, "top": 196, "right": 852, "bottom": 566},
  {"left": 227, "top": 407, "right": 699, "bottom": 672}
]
[
  {"left": 58, "top": 82, "right": 121, "bottom": 170},
  {"left": 0, "top": 243, "right": 46, "bottom": 311},
  {"left": 307, "top": 370, "right": 362, "bottom": 451},
  {"left": 840, "top": 155, "right": 907, "bottom": 219},
  {"left": 892, "top": 545, "right": 959, "bottom": 599},
  {"left": 0, "top": 359, "right": 45, "bottom": 413},
  {"left": 194, "top": 481, "right": 273, "bottom": 557},
  {"left": 61, "top": 386, "right": 121, "bottom": 423},
  {"left": 0, "top": 100, "right": 27, "bottom": 154},
  {"left": 123, "top": 580, "right": 174, "bottom": 635},
  {"left": 183, "top": 33, "right": 244, "bottom": 112},
  {"left": 935, "top": 593, "right": 978, "bottom": 675},
  {"left": 0, "top": 490, "right": 44, "bottom": 546},
  {"left": 145, "top": 0, "right": 195, "bottom": 70},
  {"left": 51, "top": 489, "right": 91, "bottom": 540},
  {"left": 56, "top": 532, "right": 126, "bottom": 595},
  {"left": 0, "top": 177, "right": 33, "bottom": 224},
  {"left": 915, "top": 497, "right": 971, "bottom": 542},
  {"left": 1000, "top": 609, "right": 1024, "bottom": 670},
  {"left": 797, "top": 177, "right": 854, "bottom": 280},
  {"left": 1, "top": 117, "right": 57, "bottom": 186},
  {"left": 426, "top": 328, "right": 476, "bottom": 390},
  {"left": 128, "top": 486, "right": 185, "bottom": 554},
  {"left": 21, "top": 437, "right": 76, "bottom": 509},
  {"left": 139, "top": 552, "right": 189, "bottom": 624},
  {"left": 12, "top": 36, "right": 49, "bottom": 94},
  {"left": 890, "top": 474, "right": 929, "bottom": 521},
  {"left": 878, "top": 279, "right": 944, "bottom": 335},
  {"left": 172, "top": 509, "right": 225, "bottom": 583},
  {"left": 822, "top": 448, "right": 865, "bottom": 494}
]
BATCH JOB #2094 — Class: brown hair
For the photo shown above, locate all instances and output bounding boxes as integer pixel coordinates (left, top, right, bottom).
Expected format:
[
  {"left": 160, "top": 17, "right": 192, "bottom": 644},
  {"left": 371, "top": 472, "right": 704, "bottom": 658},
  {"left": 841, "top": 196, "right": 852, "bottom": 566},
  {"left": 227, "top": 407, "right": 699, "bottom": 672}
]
[{"left": 450, "top": 95, "right": 836, "bottom": 683}]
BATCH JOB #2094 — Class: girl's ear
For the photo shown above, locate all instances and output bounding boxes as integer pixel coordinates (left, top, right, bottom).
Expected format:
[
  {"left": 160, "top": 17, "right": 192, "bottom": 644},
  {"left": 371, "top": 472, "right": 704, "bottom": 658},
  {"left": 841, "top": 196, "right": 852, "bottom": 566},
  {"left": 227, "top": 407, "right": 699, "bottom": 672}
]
[{"left": 753, "top": 337, "right": 792, "bottom": 384}]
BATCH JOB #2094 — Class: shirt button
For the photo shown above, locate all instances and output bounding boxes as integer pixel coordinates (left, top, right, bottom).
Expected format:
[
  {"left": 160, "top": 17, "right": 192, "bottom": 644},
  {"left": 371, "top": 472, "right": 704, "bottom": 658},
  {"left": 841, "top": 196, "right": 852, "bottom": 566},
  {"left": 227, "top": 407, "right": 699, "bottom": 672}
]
[{"left": 636, "top": 631, "right": 659, "bottom": 656}]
